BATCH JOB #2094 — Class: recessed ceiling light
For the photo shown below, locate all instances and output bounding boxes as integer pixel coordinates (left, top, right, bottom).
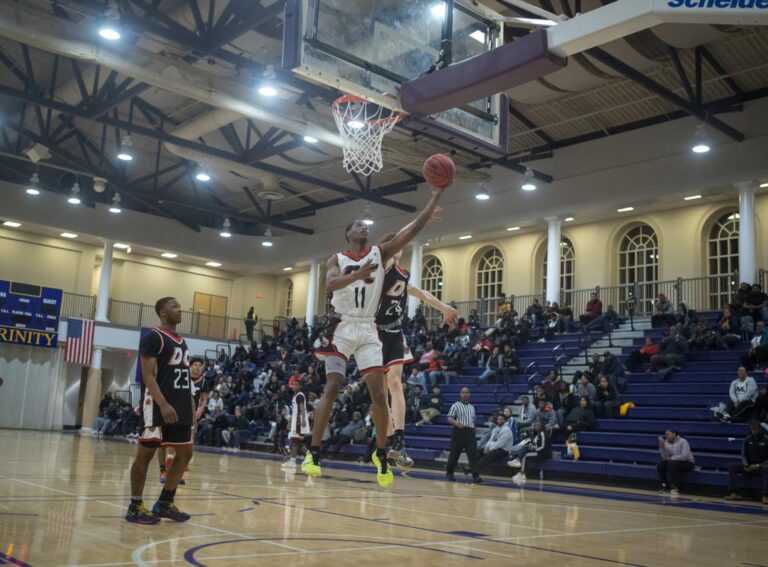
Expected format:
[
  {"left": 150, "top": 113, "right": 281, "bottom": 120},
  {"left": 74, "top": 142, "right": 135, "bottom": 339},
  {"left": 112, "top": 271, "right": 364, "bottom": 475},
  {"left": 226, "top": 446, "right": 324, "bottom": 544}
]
[
  {"left": 760, "top": 183, "right": 768, "bottom": 188},
  {"left": 98, "top": 25, "right": 121, "bottom": 41},
  {"left": 195, "top": 169, "right": 211, "bottom": 182},
  {"left": 458, "top": 235, "right": 472, "bottom": 240},
  {"left": 617, "top": 207, "right": 634, "bottom": 213},
  {"left": 283, "top": 267, "right": 293, "bottom": 271},
  {"left": 206, "top": 261, "right": 222, "bottom": 267},
  {"left": 258, "top": 85, "right": 278, "bottom": 97},
  {"left": 475, "top": 189, "right": 490, "bottom": 201},
  {"left": 60, "top": 232, "right": 78, "bottom": 239},
  {"left": 348, "top": 120, "right": 365, "bottom": 129},
  {"left": 161, "top": 252, "right": 177, "bottom": 259},
  {"left": 303, "top": 136, "right": 319, "bottom": 144},
  {"left": 26, "top": 187, "right": 40, "bottom": 196},
  {"left": 684, "top": 195, "right": 702, "bottom": 201},
  {"left": 430, "top": 2, "right": 446, "bottom": 18},
  {"left": 3, "top": 221, "right": 21, "bottom": 228},
  {"left": 564, "top": 217, "right": 574, "bottom": 222},
  {"left": 506, "top": 226, "right": 521, "bottom": 232},
  {"left": 114, "top": 243, "right": 131, "bottom": 249}
]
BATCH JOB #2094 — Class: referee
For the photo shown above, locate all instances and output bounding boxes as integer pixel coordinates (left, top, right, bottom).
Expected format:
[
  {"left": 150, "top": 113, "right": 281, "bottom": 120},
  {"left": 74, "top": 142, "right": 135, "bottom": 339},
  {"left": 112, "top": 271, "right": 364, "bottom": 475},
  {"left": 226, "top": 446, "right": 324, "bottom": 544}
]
[{"left": 446, "top": 387, "right": 481, "bottom": 483}]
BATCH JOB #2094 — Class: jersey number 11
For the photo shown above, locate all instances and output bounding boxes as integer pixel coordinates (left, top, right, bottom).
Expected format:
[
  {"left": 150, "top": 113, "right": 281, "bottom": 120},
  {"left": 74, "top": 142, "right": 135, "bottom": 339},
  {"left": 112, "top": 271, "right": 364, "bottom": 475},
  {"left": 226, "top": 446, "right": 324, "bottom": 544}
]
[{"left": 354, "top": 287, "right": 366, "bottom": 309}]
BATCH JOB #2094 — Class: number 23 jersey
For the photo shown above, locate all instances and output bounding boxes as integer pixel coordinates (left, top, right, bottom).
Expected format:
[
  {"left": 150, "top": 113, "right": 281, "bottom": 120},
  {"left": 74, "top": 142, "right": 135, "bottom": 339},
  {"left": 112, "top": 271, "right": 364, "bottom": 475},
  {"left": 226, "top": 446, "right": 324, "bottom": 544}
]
[
  {"left": 331, "top": 245, "right": 385, "bottom": 319},
  {"left": 139, "top": 327, "right": 193, "bottom": 426}
]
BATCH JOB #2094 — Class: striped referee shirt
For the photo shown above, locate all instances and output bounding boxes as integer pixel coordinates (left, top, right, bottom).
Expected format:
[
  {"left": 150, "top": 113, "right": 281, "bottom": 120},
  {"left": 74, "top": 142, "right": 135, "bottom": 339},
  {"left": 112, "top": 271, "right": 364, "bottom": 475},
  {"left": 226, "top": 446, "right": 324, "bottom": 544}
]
[{"left": 448, "top": 401, "right": 476, "bottom": 429}]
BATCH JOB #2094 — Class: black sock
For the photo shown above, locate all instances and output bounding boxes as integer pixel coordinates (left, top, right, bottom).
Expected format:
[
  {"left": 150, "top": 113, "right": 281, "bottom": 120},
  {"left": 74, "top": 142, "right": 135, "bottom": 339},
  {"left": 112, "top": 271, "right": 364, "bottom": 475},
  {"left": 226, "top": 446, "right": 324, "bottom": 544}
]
[
  {"left": 130, "top": 497, "right": 142, "bottom": 507},
  {"left": 394, "top": 429, "right": 405, "bottom": 444},
  {"left": 376, "top": 447, "right": 388, "bottom": 471},
  {"left": 159, "top": 465, "right": 166, "bottom": 473},
  {"left": 311, "top": 446, "right": 321, "bottom": 463},
  {"left": 158, "top": 488, "right": 174, "bottom": 505}
]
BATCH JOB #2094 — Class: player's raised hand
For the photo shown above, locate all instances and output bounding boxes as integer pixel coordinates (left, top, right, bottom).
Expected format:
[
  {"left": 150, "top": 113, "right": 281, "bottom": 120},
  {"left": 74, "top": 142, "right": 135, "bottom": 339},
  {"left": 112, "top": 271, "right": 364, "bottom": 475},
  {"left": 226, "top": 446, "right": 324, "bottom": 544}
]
[
  {"left": 161, "top": 403, "right": 179, "bottom": 424},
  {"left": 355, "top": 259, "right": 377, "bottom": 281},
  {"left": 443, "top": 308, "right": 459, "bottom": 331}
]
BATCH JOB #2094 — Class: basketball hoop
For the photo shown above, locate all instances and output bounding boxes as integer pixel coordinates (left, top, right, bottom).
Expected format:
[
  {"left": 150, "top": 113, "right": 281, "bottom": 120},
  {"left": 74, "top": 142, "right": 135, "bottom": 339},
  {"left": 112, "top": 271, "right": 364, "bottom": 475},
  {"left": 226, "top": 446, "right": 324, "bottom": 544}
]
[{"left": 331, "top": 94, "right": 401, "bottom": 177}]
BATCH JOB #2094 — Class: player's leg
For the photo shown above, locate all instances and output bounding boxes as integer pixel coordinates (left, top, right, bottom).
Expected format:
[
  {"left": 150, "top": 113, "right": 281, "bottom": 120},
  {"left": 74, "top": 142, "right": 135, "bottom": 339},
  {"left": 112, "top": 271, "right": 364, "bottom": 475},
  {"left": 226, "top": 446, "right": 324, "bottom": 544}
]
[
  {"left": 303, "top": 361, "right": 344, "bottom": 477},
  {"left": 152, "top": 427, "right": 193, "bottom": 522},
  {"left": 364, "top": 371, "right": 394, "bottom": 488},
  {"left": 127, "top": 443, "right": 160, "bottom": 524},
  {"left": 386, "top": 364, "right": 413, "bottom": 467},
  {"left": 156, "top": 447, "right": 167, "bottom": 483}
]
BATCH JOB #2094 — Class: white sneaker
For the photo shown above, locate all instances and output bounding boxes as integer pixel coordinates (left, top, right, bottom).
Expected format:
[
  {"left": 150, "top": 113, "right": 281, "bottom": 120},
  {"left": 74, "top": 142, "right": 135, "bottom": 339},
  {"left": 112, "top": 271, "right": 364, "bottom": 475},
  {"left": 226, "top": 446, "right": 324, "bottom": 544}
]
[
  {"left": 233, "top": 447, "right": 240, "bottom": 453},
  {"left": 513, "top": 472, "right": 527, "bottom": 483},
  {"left": 670, "top": 489, "right": 679, "bottom": 498},
  {"left": 283, "top": 460, "right": 297, "bottom": 469},
  {"left": 507, "top": 458, "right": 522, "bottom": 468}
]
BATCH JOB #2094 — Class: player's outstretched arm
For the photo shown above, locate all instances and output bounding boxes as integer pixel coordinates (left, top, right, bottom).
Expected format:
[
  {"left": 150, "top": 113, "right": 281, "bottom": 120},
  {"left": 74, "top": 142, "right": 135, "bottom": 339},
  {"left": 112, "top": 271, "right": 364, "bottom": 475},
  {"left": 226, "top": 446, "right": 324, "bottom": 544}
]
[
  {"left": 325, "top": 254, "right": 377, "bottom": 293},
  {"left": 408, "top": 284, "right": 459, "bottom": 330},
  {"left": 379, "top": 188, "right": 444, "bottom": 262}
]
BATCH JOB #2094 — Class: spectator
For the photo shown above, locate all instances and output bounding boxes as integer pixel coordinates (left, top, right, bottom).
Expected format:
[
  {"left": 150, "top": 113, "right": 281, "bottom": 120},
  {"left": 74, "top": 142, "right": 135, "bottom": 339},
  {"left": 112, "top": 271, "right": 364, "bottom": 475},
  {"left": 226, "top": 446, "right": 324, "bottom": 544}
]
[
  {"left": 446, "top": 387, "right": 481, "bottom": 483},
  {"left": 515, "top": 395, "right": 537, "bottom": 433},
  {"left": 651, "top": 293, "right": 674, "bottom": 328},
  {"left": 554, "top": 381, "right": 578, "bottom": 427},
  {"left": 650, "top": 325, "right": 687, "bottom": 379},
  {"left": 406, "top": 367, "right": 427, "bottom": 390},
  {"left": 416, "top": 385, "right": 442, "bottom": 426},
  {"left": 580, "top": 293, "right": 603, "bottom": 328},
  {"left": 407, "top": 385, "right": 429, "bottom": 424},
  {"left": 222, "top": 406, "right": 251, "bottom": 452},
  {"left": 601, "top": 351, "right": 626, "bottom": 391},
  {"left": 499, "top": 344, "right": 519, "bottom": 384},
  {"left": 526, "top": 298, "right": 544, "bottom": 328},
  {"left": 207, "top": 390, "right": 224, "bottom": 413},
  {"left": 507, "top": 420, "right": 549, "bottom": 482},
  {"left": 724, "top": 421, "right": 768, "bottom": 504},
  {"left": 565, "top": 397, "right": 596, "bottom": 433},
  {"left": 716, "top": 306, "right": 741, "bottom": 350},
  {"left": 656, "top": 429, "right": 695, "bottom": 496},
  {"left": 98, "top": 401, "right": 120, "bottom": 436},
  {"left": 322, "top": 411, "right": 364, "bottom": 458},
  {"left": 723, "top": 366, "right": 758, "bottom": 422},
  {"left": 753, "top": 369, "right": 768, "bottom": 422},
  {"left": 99, "top": 393, "right": 113, "bottom": 414},
  {"left": 478, "top": 346, "right": 502, "bottom": 384},
  {"left": 587, "top": 353, "right": 603, "bottom": 378},
  {"left": 541, "top": 370, "right": 563, "bottom": 401},
  {"left": 742, "top": 321, "right": 768, "bottom": 371},
  {"left": 743, "top": 283, "right": 768, "bottom": 323},
  {"left": 244, "top": 306, "right": 257, "bottom": 342},
  {"left": 478, "top": 414, "right": 516, "bottom": 468},
  {"left": 532, "top": 398, "right": 558, "bottom": 435},
  {"left": 595, "top": 375, "right": 621, "bottom": 419},
  {"left": 576, "top": 374, "right": 597, "bottom": 404},
  {"left": 602, "top": 304, "right": 621, "bottom": 331},
  {"left": 625, "top": 336, "right": 660, "bottom": 371},
  {"left": 560, "top": 304, "right": 575, "bottom": 332},
  {"left": 689, "top": 319, "right": 719, "bottom": 352},
  {"left": 544, "top": 310, "right": 562, "bottom": 339}
]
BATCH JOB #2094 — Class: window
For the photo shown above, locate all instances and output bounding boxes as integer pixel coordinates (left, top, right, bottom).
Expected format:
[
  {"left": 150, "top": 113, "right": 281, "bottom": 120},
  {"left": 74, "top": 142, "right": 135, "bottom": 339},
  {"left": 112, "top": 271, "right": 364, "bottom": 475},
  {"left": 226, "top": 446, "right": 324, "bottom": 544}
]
[
  {"left": 475, "top": 247, "right": 504, "bottom": 299},
  {"left": 542, "top": 237, "right": 575, "bottom": 304},
  {"left": 707, "top": 211, "right": 739, "bottom": 309},
  {"left": 284, "top": 280, "right": 293, "bottom": 317},
  {"left": 618, "top": 224, "right": 659, "bottom": 314},
  {"left": 421, "top": 256, "right": 444, "bottom": 300}
]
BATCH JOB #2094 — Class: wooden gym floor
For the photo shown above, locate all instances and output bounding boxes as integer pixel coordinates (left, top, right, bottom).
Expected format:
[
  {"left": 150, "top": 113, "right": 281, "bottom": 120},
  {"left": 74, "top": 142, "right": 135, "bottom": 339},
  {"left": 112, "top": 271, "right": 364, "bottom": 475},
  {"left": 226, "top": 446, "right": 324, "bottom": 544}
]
[{"left": 0, "top": 430, "right": 766, "bottom": 566}]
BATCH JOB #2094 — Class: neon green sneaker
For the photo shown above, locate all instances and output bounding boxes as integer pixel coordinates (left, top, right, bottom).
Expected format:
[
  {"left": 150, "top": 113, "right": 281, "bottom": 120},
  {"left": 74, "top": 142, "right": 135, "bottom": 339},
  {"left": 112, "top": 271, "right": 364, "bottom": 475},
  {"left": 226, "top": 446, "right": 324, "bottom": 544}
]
[
  {"left": 372, "top": 450, "right": 394, "bottom": 488},
  {"left": 302, "top": 452, "right": 322, "bottom": 478}
]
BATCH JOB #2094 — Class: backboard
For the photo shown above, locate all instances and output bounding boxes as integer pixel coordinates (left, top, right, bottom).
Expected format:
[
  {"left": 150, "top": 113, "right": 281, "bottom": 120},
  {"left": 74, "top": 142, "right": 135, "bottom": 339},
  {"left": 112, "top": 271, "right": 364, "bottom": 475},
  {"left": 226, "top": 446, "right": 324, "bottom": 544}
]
[{"left": 283, "top": 0, "right": 509, "bottom": 156}]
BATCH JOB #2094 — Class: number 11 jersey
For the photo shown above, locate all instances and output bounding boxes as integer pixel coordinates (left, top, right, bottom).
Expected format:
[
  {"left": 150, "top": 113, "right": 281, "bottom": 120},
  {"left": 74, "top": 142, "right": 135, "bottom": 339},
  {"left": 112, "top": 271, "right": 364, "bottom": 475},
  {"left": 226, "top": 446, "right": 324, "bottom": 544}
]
[
  {"left": 331, "top": 245, "right": 385, "bottom": 319},
  {"left": 139, "top": 327, "right": 192, "bottom": 426}
]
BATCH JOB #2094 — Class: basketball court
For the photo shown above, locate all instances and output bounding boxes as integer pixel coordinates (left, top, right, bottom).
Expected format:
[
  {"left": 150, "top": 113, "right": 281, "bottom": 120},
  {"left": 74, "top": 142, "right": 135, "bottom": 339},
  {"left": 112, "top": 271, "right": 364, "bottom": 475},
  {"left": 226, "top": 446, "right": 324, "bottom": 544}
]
[{"left": 2, "top": 429, "right": 766, "bottom": 567}]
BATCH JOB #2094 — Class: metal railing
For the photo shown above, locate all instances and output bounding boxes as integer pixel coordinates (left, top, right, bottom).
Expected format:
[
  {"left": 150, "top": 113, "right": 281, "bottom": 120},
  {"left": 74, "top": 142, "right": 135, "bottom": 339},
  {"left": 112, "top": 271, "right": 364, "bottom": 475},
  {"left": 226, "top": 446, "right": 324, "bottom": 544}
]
[{"left": 61, "top": 292, "right": 96, "bottom": 319}]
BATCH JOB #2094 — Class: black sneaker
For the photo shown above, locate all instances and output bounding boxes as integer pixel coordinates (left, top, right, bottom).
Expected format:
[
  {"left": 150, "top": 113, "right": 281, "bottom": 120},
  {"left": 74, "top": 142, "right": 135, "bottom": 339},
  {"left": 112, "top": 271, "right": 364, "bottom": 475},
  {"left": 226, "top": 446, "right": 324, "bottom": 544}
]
[
  {"left": 125, "top": 502, "right": 160, "bottom": 524},
  {"left": 446, "top": 474, "right": 456, "bottom": 482},
  {"left": 152, "top": 502, "right": 191, "bottom": 522}
]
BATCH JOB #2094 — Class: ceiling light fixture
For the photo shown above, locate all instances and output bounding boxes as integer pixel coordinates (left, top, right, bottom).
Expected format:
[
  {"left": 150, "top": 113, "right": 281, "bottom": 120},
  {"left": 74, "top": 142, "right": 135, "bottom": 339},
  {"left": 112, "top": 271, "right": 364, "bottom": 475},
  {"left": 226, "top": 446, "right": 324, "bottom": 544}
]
[
  {"left": 262, "top": 227, "right": 274, "bottom": 247},
  {"left": 195, "top": 166, "right": 211, "bottom": 182},
  {"left": 97, "top": 2, "right": 122, "bottom": 40},
  {"left": 60, "top": 232, "right": 78, "bottom": 239},
  {"left": 283, "top": 267, "right": 293, "bottom": 272},
  {"left": 684, "top": 195, "right": 702, "bottom": 201},
  {"left": 206, "top": 261, "right": 222, "bottom": 267},
  {"left": 303, "top": 135, "right": 319, "bottom": 144},
  {"left": 506, "top": 226, "right": 521, "bottom": 232},
  {"left": 117, "top": 134, "right": 134, "bottom": 161},
  {"left": 521, "top": 167, "right": 537, "bottom": 191},
  {"left": 114, "top": 243, "right": 131, "bottom": 250},
  {"left": 475, "top": 184, "right": 490, "bottom": 201},
  {"left": 362, "top": 205, "right": 374, "bottom": 226},
  {"left": 257, "top": 65, "right": 278, "bottom": 97},
  {"left": 617, "top": 206, "right": 635, "bottom": 213},
  {"left": 459, "top": 235, "right": 472, "bottom": 240},
  {"left": 760, "top": 182, "right": 768, "bottom": 188},
  {"left": 430, "top": 2, "right": 446, "bottom": 18},
  {"left": 161, "top": 252, "right": 178, "bottom": 259},
  {"left": 26, "top": 172, "right": 40, "bottom": 195},
  {"left": 220, "top": 218, "right": 232, "bottom": 238},
  {"left": 109, "top": 192, "right": 122, "bottom": 213},
  {"left": 3, "top": 221, "right": 21, "bottom": 228},
  {"left": 348, "top": 120, "right": 365, "bottom": 129},
  {"left": 691, "top": 123, "right": 710, "bottom": 154},
  {"left": 512, "top": 17, "right": 558, "bottom": 26},
  {"left": 564, "top": 217, "right": 574, "bottom": 222},
  {"left": 68, "top": 181, "right": 81, "bottom": 205}
]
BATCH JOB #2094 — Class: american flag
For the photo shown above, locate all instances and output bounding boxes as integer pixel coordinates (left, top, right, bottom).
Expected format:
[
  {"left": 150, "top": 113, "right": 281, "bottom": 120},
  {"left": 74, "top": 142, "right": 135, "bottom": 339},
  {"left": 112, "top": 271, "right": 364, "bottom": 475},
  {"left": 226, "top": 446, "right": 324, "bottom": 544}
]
[{"left": 65, "top": 318, "right": 95, "bottom": 366}]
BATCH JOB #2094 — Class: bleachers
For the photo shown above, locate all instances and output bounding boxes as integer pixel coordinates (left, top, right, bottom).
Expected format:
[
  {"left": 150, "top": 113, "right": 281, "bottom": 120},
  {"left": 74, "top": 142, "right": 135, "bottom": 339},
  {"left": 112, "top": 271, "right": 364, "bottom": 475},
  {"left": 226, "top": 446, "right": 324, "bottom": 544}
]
[{"left": 325, "top": 313, "right": 763, "bottom": 493}]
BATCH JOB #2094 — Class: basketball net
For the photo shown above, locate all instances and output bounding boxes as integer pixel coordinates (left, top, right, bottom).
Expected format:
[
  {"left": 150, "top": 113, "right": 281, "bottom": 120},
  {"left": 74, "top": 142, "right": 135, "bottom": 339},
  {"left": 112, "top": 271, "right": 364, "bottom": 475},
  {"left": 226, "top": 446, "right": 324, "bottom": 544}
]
[{"left": 332, "top": 94, "right": 401, "bottom": 177}]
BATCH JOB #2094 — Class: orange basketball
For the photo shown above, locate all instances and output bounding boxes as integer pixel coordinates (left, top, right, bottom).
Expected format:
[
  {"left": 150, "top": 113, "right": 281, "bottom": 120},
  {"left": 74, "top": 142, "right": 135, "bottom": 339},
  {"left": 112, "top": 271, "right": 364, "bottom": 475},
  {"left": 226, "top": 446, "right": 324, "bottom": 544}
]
[{"left": 422, "top": 154, "right": 456, "bottom": 189}]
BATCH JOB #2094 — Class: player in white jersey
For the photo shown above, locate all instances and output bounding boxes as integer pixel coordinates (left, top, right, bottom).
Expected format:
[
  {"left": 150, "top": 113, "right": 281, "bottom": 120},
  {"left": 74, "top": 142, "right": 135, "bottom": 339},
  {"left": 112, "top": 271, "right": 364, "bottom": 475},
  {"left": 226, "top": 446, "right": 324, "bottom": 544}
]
[{"left": 307, "top": 187, "right": 445, "bottom": 487}]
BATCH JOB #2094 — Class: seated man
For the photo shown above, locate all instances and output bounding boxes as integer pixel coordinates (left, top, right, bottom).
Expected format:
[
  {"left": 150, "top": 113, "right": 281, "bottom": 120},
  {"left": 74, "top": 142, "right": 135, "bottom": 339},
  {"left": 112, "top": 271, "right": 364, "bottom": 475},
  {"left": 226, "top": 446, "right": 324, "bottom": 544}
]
[
  {"left": 478, "top": 346, "right": 502, "bottom": 384},
  {"left": 651, "top": 293, "right": 675, "bottom": 328},
  {"left": 407, "top": 385, "right": 429, "bottom": 424},
  {"left": 650, "top": 326, "right": 687, "bottom": 379},
  {"left": 514, "top": 395, "right": 537, "bottom": 434},
  {"left": 478, "top": 414, "right": 515, "bottom": 468},
  {"left": 656, "top": 429, "right": 695, "bottom": 497},
  {"left": 722, "top": 366, "right": 758, "bottom": 423},
  {"left": 507, "top": 420, "right": 550, "bottom": 481},
  {"left": 742, "top": 283, "right": 768, "bottom": 323},
  {"left": 741, "top": 321, "right": 768, "bottom": 371},
  {"left": 724, "top": 421, "right": 768, "bottom": 504},
  {"left": 579, "top": 293, "right": 603, "bottom": 328},
  {"left": 565, "top": 396, "right": 595, "bottom": 433},
  {"left": 416, "top": 385, "right": 442, "bottom": 426}
]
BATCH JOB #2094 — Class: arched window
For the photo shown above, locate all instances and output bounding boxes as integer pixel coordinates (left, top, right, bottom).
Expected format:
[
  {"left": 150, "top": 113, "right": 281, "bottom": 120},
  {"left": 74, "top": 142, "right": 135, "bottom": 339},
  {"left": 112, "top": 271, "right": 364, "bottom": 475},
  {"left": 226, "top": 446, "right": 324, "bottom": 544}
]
[
  {"left": 284, "top": 280, "right": 293, "bottom": 317},
  {"left": 421, "top": 256, "right": 444, "bottom": 300},
  {"left": 542, "top": 237, "right": 576, "bottom": 304},
  {"left": 618, "top": 224, "right": 659, "bottom": 314},
  {"left": 707, "top": 211, "right": 739, "bottom": 309},
  {"left": 475, "top": 247, "right": 504, "bottom": 300}
]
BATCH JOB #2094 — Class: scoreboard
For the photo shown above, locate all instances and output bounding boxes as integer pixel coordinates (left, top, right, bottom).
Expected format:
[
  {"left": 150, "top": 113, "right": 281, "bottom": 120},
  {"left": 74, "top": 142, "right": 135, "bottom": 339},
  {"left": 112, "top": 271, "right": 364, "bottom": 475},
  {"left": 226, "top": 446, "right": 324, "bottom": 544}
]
[{"left": 0, "top": 280, "right": 63, "bottom": 348}]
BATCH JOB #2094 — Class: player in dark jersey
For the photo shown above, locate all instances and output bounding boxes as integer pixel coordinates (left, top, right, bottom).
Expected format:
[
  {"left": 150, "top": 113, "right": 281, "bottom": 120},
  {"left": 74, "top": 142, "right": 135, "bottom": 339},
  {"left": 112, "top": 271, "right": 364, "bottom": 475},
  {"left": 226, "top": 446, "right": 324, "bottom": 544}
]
[
  {"left": 125, "top": 297, "right": 194, "bottom": 524},
  {"left": 377, "top": 234, "right": 458, "bottom": 468},
  {"left": 158, "top": 356, "right": 206, "bottom": 484}
]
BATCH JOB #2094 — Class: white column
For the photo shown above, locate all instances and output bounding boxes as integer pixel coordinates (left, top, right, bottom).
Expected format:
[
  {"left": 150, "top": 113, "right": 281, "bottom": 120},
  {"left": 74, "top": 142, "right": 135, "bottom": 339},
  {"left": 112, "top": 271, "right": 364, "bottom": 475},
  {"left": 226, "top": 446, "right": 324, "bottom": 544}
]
[
  {"left": 545, "top": 217, "right": 562, "bottom": 305},
  {"left": 305, "top": 260, "right": 320, "bottom": 329},
  {"left": 408, "top": 242, "right": 424, "bottom": 318},
  {"left": 737, "top": 181, "right": 756, "bottom": 283},
  {"left": 95, "top": 239, "right": 114, "bottom": 323},
  {"left": 80, "top": 347, "right": 103, "bottom": 434}
]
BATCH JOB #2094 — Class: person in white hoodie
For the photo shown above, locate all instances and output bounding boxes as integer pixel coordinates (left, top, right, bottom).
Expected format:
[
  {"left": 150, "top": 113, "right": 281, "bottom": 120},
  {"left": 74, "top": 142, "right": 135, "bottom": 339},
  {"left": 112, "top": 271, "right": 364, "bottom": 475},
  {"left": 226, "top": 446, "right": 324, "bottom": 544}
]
[
  {"left": 478, "top": 415, "right": 515, "bottom": 468},
  {"left": 725, "top": 366, "right": 758, "bottom": 422}
]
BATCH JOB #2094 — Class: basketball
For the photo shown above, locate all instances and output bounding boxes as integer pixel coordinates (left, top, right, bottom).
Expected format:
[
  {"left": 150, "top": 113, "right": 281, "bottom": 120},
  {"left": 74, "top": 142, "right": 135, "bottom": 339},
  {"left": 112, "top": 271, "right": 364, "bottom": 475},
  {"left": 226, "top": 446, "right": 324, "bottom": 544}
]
[{"left": 422, "top": 154, "right": 456, "bottom": 189}]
